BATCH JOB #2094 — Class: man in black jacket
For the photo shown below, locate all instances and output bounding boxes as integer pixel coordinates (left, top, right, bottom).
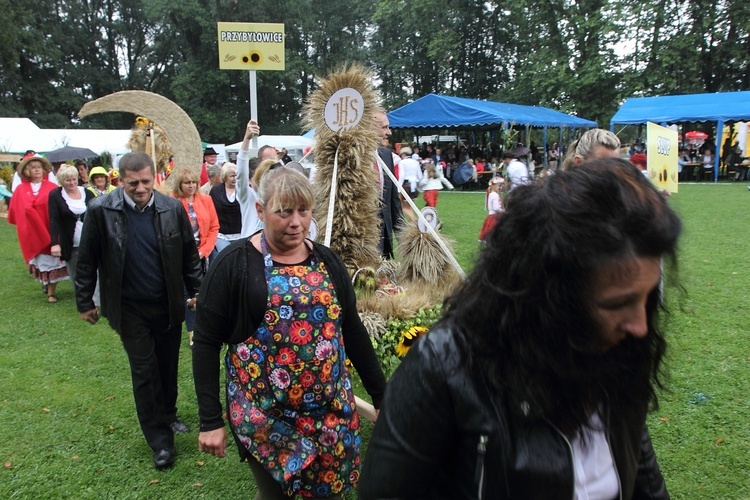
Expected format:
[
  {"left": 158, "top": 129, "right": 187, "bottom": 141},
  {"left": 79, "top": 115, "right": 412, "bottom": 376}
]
[
  {"left": 373, "top": 111, "right": 403, "bottom": 258},
  {"left": 75, "top": 152, "right": 202, "bottom": 470}
]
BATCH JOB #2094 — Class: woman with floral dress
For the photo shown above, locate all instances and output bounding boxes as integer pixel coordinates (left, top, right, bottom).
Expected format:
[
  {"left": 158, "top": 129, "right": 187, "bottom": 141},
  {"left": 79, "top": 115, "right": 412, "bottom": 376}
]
[{"left": 193, "top": 167, "right": 385, "bottom": 499}]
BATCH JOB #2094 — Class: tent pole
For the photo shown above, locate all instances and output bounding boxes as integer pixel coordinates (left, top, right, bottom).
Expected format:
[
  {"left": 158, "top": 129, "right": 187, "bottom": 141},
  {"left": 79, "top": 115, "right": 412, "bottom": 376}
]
[
  {"left": 714, "top": 120, "right": 724, "bottom": 182},
  {"left": 543, "top": 127, "right": 548, "bottom": 168}
]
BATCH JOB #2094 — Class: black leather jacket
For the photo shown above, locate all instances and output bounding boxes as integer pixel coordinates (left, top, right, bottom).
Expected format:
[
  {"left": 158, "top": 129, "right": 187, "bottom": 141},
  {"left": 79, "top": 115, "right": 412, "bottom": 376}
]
[
  {"left": 75, "top": 188, "right": 202, "bottom": 333},
  {"left": 359, "top": 324, "right": 669, "bottom": 500}
]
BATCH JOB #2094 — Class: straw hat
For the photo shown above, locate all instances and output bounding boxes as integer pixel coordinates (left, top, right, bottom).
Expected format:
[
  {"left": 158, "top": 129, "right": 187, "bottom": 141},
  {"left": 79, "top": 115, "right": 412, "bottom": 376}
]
[{"left": 17, "top": 154, "right": 52, "bottom": 179}]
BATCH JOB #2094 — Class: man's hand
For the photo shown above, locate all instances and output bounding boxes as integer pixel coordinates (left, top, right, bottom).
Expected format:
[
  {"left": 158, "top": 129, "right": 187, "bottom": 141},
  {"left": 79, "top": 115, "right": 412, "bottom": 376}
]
[
  {"left": 186, "top": 297, "right": 197, "bottom": 311},
  {"left": 50, "top": 244, "right": 62, "bottom": 258},
  {"left": 80, "top": 308, "right": 99, "bottom": 324},
  {"left": 244, "top": 120, "right": 260, "bottom": 140},
  {"left": 199, "top": 427, "right": 227, "bottom": 458}
]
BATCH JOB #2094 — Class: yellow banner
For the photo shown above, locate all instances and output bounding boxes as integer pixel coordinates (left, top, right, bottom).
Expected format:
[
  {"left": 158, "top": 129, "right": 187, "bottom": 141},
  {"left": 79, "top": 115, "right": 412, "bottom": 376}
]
[
  {"left": 217, "top": 22, "right": 285, "bottom": 71},
  {"left": 647, "top": 122, "right": 679, "bottom": 193}
]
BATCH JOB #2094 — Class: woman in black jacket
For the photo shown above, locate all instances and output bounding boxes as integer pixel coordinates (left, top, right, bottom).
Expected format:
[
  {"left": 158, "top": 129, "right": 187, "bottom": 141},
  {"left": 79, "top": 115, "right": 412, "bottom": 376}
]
[
  {"left": 209, "top": 162, "right": 242, "bottom": 258},
  {"left": 48, "top": 165, "right": 95, "bottom": 293},
  {"left": 360, "top": 159, "right": 679, "bottom": 499}
]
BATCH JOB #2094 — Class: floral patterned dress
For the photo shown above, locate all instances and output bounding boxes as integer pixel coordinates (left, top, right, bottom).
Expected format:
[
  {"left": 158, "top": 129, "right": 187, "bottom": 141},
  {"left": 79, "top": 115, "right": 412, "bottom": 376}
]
[{"left": 225, "top": 234, "right": 361, "bottom": 497}]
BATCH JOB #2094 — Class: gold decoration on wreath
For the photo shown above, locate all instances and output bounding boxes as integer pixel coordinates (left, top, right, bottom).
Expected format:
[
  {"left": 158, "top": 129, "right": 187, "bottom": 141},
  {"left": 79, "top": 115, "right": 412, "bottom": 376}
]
[{"left": 128, "top": 116, "right": 173, "bottom": 176}]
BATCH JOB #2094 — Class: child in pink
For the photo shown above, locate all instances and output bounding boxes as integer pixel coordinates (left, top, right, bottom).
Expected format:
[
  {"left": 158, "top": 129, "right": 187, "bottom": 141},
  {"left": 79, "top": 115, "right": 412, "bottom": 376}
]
[{"left": 479, "top": 177, "right": 505, "bottom": 241}]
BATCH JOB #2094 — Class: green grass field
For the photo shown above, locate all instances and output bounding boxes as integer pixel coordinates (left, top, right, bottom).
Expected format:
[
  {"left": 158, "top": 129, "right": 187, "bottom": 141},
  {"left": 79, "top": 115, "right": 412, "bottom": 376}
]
[{"left": 0, "top": 185, "right": 748, "bottom": 498}]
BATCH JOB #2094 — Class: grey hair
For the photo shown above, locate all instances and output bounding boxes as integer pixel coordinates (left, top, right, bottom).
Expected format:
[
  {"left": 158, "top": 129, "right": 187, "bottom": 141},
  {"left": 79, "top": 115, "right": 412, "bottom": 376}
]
[
  {"left": 207, "top": 165, "right": 221, "bottom": 179},
  {"left": 220, "top": 162, "right": 237, "bottom": 183}
]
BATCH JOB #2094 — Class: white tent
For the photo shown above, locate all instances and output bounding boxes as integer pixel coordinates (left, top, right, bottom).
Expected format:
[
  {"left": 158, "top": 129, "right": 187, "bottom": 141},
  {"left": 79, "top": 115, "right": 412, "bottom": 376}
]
[
  {"left": 0, "top": 117, "right": 131, "bottom": 156},
  {"left": 225, "top": 135, "right": 314, "bottom": 157},
  {"left": 45, "top": 129, "right": 132, "bottom": 155},
  {"left": 0, "top": 118, "right": 45, "bottom": 153}
]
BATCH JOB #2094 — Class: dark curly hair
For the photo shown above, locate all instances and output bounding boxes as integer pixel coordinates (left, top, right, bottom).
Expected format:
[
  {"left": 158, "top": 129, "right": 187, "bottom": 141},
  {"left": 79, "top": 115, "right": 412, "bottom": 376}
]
[{"left": 443, "top": 158, "right": 682, "bottom": 435}]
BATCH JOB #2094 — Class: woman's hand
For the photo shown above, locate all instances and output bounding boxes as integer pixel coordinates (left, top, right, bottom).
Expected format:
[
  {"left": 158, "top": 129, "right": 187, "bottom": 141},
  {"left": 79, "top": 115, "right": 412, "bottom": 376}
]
[
  {"left": 50, "top": 244, "right": 61, "bottom": 258},
  {"left": 241, "top": 120, "right": 261, "bottom": 151},
  {"left": 244, "top": 120, "right": 260, "bottom": 140},
  {"left": 199, "top": 427, "right": 227, "bottom": 458}
]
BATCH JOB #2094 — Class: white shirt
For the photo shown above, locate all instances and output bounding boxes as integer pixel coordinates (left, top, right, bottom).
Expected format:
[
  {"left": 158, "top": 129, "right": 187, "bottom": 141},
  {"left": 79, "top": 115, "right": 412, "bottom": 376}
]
[
  {"left": 236, "top": 149, "right": 261, "bottom": 238},
  {"left": 570, "top": 412, "right": 619, "bottom": 500},
  {"left": 62, "top": 187, "right": 87, "bottom": 247},
  {"left": 506, "top": 159, "right": 530, "bottom": 191},
  {"left": 398, "top": 158, "right": 423, "bottom": 193}
]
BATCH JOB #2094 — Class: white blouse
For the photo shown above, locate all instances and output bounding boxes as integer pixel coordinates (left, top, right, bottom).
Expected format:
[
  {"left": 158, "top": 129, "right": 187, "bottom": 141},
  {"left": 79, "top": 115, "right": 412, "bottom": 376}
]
[
  {"left": 571, "top": 412, "right": 619, "bottom": 500},
  {"left": 62, "top": 187, "right": 87, "bottom": 247}
]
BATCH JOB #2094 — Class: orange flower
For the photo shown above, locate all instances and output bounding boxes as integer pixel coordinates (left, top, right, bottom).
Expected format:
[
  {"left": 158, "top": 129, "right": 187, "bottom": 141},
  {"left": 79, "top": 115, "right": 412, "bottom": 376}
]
[
  {"left": 305, "top": 271, "right": 324, "bottom": 286},
  {"left": 288, "top": 384, "right": 303, "bottom": 401},
  {"left": 275, "top": 348, "right": 297, "bottom": 365},
  {"left": 289, "top": 320, "right": 313, "bottom": 345},
  {"left": 296, "top": 416, "right": 315, "bottom": 435},
  {"left": 320, "top": 470, "right": 336, "bottom": 483},
  {"left": 324, "top": 412, "right": 339, "bottom": 428},
  {"left": 318, "top": 290, "right": 333, "bottom": 306},
  {"left": 322, "top": 321, "right": 337, "bottom": 339}
]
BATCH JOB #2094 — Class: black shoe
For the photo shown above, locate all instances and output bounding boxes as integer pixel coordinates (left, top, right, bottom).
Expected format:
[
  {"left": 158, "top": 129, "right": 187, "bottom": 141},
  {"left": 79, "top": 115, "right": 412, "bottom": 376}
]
[
  {"left": 170, "top": 420, "right": 190, "bottom": 434},
  {"left": 153, "top": 448, "right": 175, "bottom": 470}
]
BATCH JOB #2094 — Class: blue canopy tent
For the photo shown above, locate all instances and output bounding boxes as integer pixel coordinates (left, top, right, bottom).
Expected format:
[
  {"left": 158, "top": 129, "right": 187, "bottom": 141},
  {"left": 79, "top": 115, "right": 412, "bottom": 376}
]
[
  {"left": 387, "top": 94, "right": 597, "bottom": 166},
  {"left": 388, "top": 94, "right": 598, "bottom": 129},
  {"left": 610, "top": 90, "right": 750, "bottom": 182}
]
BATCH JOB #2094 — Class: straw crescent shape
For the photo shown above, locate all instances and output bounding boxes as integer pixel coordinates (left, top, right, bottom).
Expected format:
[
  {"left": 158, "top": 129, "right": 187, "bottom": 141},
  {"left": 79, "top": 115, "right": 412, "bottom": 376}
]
[{"left": 78, "top": 90, "right": 202, "bottom": 171}]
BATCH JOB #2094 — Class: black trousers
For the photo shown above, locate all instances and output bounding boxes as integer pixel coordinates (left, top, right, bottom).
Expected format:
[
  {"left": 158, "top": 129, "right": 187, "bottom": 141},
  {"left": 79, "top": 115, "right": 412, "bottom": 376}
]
[{"left": 119, "top": 298, "right": 181, "bottom": 452}]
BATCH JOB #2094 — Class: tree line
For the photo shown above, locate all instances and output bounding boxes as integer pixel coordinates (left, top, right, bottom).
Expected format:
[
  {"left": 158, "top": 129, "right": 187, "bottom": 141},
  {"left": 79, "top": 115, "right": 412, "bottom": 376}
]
[{"left": 1, "top": 0, "right": 747, "bottom": 143}]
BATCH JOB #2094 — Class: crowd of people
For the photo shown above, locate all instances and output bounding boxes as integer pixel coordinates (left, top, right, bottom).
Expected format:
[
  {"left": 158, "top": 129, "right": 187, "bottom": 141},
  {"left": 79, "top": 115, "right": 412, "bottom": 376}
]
[{"left": 6, "top": 120, "right": 686, "bottom": 499}]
